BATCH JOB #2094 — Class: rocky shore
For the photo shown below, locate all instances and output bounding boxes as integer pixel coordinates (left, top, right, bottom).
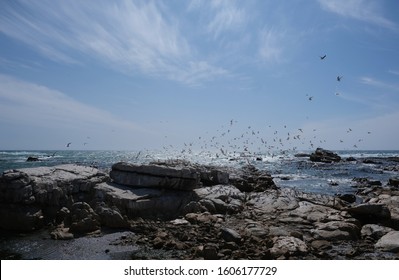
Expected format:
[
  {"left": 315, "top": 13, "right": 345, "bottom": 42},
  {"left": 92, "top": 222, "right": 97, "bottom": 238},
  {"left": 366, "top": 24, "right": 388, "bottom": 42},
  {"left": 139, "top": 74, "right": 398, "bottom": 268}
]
[{"left": 1, "top": 151, "right": 399, "bottom": 260}]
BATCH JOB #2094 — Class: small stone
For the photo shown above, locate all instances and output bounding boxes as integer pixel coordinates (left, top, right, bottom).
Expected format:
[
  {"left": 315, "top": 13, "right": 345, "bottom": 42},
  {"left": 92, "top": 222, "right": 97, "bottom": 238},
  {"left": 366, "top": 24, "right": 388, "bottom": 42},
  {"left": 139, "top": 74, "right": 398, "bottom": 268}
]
[
  {"left": 221, "top": 228, "right": 241, "bottom": 243},
  {"left": 203, "top": 244, "right": 218, "bottom": 260}
]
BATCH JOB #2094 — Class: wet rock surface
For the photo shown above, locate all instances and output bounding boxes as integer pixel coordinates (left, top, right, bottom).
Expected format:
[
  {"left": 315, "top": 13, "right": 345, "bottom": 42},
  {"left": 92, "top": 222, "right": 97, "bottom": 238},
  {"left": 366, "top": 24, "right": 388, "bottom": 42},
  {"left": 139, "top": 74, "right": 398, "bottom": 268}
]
[{"left": 0, "top": 159, "right": 399, "bottom": 260}]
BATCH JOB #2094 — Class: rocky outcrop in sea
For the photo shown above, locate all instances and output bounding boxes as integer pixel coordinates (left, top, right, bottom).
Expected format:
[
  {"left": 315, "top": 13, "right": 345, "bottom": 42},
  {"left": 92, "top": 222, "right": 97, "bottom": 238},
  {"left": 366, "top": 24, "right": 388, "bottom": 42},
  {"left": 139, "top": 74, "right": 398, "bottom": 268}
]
[{"left": 1, "top": 154, "right": 399, "bottom": 259}]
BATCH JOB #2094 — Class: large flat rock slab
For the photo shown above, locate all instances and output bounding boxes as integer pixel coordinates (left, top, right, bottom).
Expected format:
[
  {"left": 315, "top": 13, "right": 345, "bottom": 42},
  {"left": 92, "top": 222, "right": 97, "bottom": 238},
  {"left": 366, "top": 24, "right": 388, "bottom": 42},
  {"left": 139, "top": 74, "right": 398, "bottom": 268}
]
[
  {"left": 110, "top": 162, "right": 200, "bottom": 190},
  {"left": 0, "top": 164, "right": 108, "bottom": 205},
  {"left": 0, "top": 164, "right": 109, "bottom": 231},
  {"left": 94, "top": 182, "right": 196, "bottom": 219}
]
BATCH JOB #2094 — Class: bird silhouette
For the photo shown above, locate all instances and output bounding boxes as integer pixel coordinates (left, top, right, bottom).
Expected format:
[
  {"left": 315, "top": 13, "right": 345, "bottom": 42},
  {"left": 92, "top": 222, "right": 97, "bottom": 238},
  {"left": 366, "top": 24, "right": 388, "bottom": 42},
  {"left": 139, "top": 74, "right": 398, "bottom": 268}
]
[
  {"left": 337, "top": 76, "right": 343, "bottom": 81},
  {"left": 66, "top": 142, "right": 71, "bottom": 147},
  {"left": 320, "top": 55, "right": 326, "bottom": 60}
]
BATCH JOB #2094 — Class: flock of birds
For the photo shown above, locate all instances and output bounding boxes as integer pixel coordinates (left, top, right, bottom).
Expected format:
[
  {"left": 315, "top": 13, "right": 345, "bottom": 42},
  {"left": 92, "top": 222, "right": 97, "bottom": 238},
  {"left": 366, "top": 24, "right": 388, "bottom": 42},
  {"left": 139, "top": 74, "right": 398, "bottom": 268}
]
[
  {"left": 63, "top": 54, "right": 372, "bottom": 158},
  {"left": 159, "top": 118, "right": 372, "bottom": 160},
  {"left": 155, "top": 54, "right": 373, "bottom": 159}
]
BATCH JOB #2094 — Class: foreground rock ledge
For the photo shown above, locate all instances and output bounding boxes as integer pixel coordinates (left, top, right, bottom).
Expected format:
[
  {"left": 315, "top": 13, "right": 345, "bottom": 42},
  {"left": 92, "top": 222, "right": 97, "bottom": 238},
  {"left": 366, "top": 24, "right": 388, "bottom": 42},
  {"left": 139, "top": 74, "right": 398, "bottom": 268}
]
[
  {"left": 1, "top": 162, "right": 399, "bottom": 260},
  {"left": 110, "top": 162, "right": 201, "bottom": 190}
]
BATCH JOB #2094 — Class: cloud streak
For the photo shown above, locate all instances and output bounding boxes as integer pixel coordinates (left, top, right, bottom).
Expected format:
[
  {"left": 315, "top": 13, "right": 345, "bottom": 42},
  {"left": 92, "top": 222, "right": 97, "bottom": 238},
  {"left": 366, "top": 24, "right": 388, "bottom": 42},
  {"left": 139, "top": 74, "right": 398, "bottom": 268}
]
[
  {"left": 206, "top": 0, "right": 248, "bottom": 38},
  {"left": 360, "top": 76, "right": 399, "bottom": 92},
  {"left": 0, "top": 0, "right": 229, "bottom": 86},
  {"left": 0, "top": 74, "right": 140, "bottom": 132},
  {"left": 258, "top": 27, "right": 285, "bottom": 63},
  {"left": 318, "top": 0, "right": 398, "bottom": 31}
]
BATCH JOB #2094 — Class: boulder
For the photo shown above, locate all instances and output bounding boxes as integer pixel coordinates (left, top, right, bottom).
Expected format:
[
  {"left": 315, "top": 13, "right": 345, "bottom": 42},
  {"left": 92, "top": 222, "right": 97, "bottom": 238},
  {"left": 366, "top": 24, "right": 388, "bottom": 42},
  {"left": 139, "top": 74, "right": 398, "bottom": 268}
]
[
  {"left": 202, "top": 243, "right": 219, "bottom": 260},
  {"left": 228, "top": 165, "right": 277, "bottom": 192},
  {"left": 221, "top": 228, "right": 241, "bottom": 243},
  {"left": 0, "top": 164, "right": 108, "bottom": 206},
  {"left": 310, "top": 148, "right": 341, "bottom": 163},
  {"left": 0, "top": 164, "right": 108, "bottom": 231},
  {"left": 93, "top": 182, "right": 196, "bottom": 219},
  {"left": 312, "top": 221, "right": 360, "bottom": 241},
  {"left": 69, "top": 202, "right": 100, "bottom": 234},
  {"left": 198, "top": 168, "right": 229, "bottom": 186},
  {"left": 95, "top": 203, "right": 128, "bottom": 228},
  {"left": 388, "top": 178, "right": 399, "bottom": 187},
  {"left": 375, "top": 231, "right": 399, "bottom": 252},
  {"left": 270, "top": 236, "right": 308, "bottom": 258},
  {"left": 361, "top": 224, "right": 393, "bottom": 240},
  {"left": 346, "top": 203, "right": 391, "bottom": 223},
  {"left": 50, "top": 226, "right": 74, "bottom": 240},
  {"left": 110, "top": 162, "right": 200, "bottom": 190}
]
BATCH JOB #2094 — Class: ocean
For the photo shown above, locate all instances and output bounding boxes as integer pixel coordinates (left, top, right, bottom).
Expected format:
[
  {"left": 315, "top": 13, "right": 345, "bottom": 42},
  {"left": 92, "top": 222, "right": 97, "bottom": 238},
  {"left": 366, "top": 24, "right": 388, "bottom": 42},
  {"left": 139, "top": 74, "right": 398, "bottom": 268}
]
[{"left": 1, "top": 149, "right": 399, "bottom": 196}]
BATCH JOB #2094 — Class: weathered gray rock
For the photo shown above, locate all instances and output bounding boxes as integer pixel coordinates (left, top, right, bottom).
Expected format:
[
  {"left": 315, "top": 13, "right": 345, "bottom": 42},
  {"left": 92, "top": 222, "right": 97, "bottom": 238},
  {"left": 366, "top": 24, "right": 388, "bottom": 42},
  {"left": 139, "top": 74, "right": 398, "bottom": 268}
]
[
  {"left": 0, "top": 164, "right": 108, "bottom": 206},
  {"left": 69, "top": 202, "right": 100, "bottom": 234},
  {"left": 3, "top": 160, "right": 399, "bottom": 260},
  {"left": 199, "top": 169, "right": 229, "bottom": 186},
  {"left": 310, "top": 148, "right": 341, "bottom": 163},
  {"left": 221, "top": 228, "right": 241, "bottom": 243},
  {"left": 248, "top": 188, "right": 299, "bottom": 214},
  {"left": 93, "top": 182, "right": 196, "bottom": 219},
  {"left": 346, "top": 203, "right": 391, "bottom": 222},
  {"left": 245, "top": 223, "right": 269, "bottom": 238},
  {"left": 95, "top": 203, "right": 128, "bottom": 228},
  {"left": 202, "top": 243, "right": 219, "bottom": 260},
  {"left": 185, "top": 212, "right": 220, "bottom": 224},
  {"left": 110, "top": 162, "right": 200, "bottom": 190},
  {"left": 312, "top": 221, "right": 360, "bottom": 241},
  {"left": 270, "top": 236, "right": 308, "bottom": 258},
  {"left": 287, "top": 201, "right": 343, "bottom": 223},
  {"left": 229, "top": 165, "right": 277, "bottom": 192},
  {"left": 388, "top": 178, "right": 399, "bottom": 187},
  {"left": 361, "top": 224, "right": 393, "bottom": 240},
  {"left": 375, "top": 231, "right": 399, "bottom": 252},
  {"left": 50, "top": 226, "right": 74, "bottom": 240},
  {"left": 374, "top": 194, "right": 399, "bottom": 228},
  {"left": 194, "top": 184, "right": 244, "bottom": 201},
  {"left": 0, "top": 164, "right": 108, "bottom": 231}
]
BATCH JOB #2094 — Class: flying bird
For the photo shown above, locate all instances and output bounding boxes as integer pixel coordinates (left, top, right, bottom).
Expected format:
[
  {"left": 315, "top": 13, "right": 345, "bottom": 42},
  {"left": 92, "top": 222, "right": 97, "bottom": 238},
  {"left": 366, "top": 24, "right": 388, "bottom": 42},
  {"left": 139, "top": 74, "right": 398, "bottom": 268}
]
[
  {"left": 337, "top": 76, "right": 343, "bottom": 81},
  {"left": 320, "top": 55, "right": 326, "bottom": 60},
  {"left": 66, "top": 142, "right": 71, "bottom": 147}
]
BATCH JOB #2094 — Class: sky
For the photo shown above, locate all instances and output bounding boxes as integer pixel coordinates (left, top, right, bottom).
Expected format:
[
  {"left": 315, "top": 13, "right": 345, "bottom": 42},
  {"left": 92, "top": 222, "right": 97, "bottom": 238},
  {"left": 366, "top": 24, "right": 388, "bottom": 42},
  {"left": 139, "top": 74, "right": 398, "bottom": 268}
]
[{"left": 0, "top": 0, "right": 399, "bottom": 152}]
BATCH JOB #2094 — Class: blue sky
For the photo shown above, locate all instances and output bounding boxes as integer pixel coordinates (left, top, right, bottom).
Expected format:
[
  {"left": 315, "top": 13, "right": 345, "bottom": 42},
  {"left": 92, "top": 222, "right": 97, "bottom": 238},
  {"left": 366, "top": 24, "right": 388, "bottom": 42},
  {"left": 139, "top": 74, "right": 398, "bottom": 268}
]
[{"left": 1, "top": 0, "right": 399, "bottom": 152}]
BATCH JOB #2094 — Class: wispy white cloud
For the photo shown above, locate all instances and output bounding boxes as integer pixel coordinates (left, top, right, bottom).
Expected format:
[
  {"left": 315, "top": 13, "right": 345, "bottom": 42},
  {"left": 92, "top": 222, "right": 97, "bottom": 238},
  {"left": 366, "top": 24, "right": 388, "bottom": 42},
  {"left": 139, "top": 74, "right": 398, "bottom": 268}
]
[
  {"left": 0, "top": 0, "right": 229, "bottom": 86},
  {"left": 388, "top": 70, "right": 399, "bottom": 76},
  {"left": 0, "top": 74, "right": 140, "bottom": 132},
  {"left": 318, "top": 0, "right": 398, "bottom": 30},
  {"left": 206, "top": 0, "right": 248, "bottom": 38},
  {"left": 258, "top": 27, "right": 286, "bottom": 63},
  {"left": 360, "top": 76, "right": 399, "bottom": 91},
  {"left": 187, "top": 0, "right": 248, "bottom": 39}
]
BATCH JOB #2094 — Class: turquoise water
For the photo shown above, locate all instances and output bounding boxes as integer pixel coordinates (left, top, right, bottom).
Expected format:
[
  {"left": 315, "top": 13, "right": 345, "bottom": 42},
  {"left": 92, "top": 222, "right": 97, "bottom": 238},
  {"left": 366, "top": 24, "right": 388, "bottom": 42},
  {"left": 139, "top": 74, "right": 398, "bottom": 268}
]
[{"left": 1, "top": 149, "right": 399, "bottom": 195}]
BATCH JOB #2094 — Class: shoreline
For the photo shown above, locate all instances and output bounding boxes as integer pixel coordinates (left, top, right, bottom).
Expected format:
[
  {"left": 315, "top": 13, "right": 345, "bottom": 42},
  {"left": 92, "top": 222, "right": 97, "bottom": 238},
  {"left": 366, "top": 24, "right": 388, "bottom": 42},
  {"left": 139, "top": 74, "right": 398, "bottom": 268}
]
[{"left": 1, "top": 149, "right": 399, "bottom": 260}]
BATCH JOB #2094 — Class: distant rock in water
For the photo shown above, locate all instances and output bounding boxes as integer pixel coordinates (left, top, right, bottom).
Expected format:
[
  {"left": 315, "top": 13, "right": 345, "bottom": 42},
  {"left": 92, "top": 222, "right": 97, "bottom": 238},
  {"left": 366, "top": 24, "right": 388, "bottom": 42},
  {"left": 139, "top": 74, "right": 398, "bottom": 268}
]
[
  {"left": 310, "top": 148, "right": 341, "bottom": 163},
  {"left": 26, "top": 156, "right": 39, "bottom": 162},
  {"left": 294, "top": 153, "right": 311, "bottom": 158}
]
